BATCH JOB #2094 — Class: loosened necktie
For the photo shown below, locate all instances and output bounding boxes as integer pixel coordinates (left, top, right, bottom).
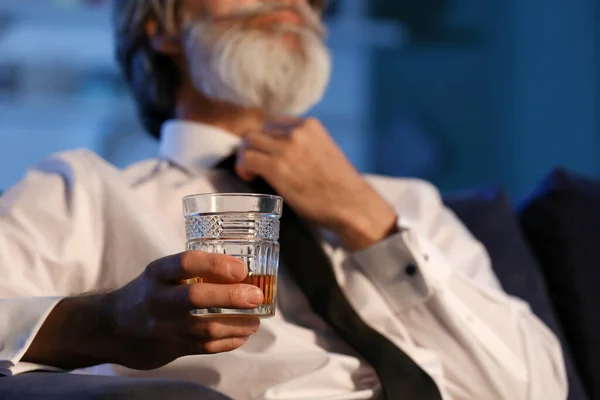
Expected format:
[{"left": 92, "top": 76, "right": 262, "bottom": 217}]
[{"left": 217, "top": 154, "right": 442, "bottom": 400}]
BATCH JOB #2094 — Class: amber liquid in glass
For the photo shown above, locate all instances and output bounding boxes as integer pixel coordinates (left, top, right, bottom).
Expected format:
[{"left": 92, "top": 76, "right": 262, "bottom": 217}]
[{"left": 193, "top": 274, "right": 275, "bottom": 305}]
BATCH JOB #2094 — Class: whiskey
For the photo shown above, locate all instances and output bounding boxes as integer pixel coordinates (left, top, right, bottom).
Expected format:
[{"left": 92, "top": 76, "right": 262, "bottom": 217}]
[
  {"left": 190, "top": 274, "right": 276, "bottom": 305},
  {"left": 244, "top": 274, "right": 275, "bottom": 305}
]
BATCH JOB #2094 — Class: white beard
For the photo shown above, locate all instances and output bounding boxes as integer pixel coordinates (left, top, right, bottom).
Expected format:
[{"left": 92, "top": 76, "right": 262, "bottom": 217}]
[{"left": 184, "top": 8, "right": 331, "bottom": 117}]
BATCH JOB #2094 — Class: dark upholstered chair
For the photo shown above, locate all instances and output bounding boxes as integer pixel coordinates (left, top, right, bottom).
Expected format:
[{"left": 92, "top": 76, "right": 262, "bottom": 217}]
[
  {"left": 445, "top": 181, "right": 590, "bottom": 400},
  {"left": 519, "top": 169, "right": 600, "bottom": 400},
  {"left": 0, "top": 373, "right": 231, "bottom": 400}
]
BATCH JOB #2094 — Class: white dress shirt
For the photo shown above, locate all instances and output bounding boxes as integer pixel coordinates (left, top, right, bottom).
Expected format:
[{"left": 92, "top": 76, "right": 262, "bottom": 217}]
[{"left": 0, "top": 120, "right": 567, "bottom": 400}]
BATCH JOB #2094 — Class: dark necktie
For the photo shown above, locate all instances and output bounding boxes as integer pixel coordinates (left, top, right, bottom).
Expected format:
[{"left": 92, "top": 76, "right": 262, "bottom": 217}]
[{"left": 217, "top": 154, "right": 442, "bottom": 400}]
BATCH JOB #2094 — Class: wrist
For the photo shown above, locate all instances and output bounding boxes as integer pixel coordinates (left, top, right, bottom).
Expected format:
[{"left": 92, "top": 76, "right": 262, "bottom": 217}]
[
  {"left": 64, "top": 294, "right": 122, "bottom": 364},
  {"left": 98, "top": 291, "right": 131, "bottom": 365},
  {"left": 334, "top": 203, "right": 398, "bottom": 251},
  {"left": 24, "top": 294, "right": 121, "bottom": 369}
]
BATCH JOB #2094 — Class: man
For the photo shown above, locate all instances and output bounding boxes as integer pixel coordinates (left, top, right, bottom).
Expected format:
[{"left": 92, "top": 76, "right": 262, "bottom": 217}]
[{"left": 0, "top": 0, "right": 567, "bottom": 399}]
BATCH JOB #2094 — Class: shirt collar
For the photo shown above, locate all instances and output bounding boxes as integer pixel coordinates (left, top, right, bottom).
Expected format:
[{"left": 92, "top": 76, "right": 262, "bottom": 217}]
[{"left": 159, "top": 120, "right": 242, "bottom": 174}]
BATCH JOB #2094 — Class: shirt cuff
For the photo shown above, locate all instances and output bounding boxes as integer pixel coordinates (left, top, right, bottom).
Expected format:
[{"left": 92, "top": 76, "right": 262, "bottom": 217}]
[
  {"left": 0, "top": 297, "right": 64, "bottom": 376},
  {"left": 351, "top": 224, "right": 447, "bottom": 314}
]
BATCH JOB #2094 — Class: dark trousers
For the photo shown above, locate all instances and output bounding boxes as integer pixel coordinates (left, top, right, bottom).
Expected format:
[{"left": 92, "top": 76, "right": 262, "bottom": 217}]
[{"left": 0, "top": 372, "right": 231, "bottom": 400}]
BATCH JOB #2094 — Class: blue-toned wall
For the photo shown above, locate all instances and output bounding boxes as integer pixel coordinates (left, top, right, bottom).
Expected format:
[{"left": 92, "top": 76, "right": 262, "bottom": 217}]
[
  {"left": 372, "top": 0, "right": 600, "bottom": 200},
  {"left": 507, "top": 0, "right": 599, "bottom": 199}
]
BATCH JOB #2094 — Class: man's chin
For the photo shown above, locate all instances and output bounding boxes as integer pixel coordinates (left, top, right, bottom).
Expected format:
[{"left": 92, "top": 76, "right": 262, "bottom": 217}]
[
  {"left": 275, "top": 33, "right": 304, "bottom": 52},
  {"left": 259, "top": 30, "right": 309, "bottom": 53}
]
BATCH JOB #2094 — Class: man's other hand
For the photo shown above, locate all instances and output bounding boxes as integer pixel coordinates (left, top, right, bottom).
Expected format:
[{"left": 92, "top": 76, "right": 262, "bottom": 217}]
[{"left": 236, "top": 118, "right": 398, "bottom": 251}]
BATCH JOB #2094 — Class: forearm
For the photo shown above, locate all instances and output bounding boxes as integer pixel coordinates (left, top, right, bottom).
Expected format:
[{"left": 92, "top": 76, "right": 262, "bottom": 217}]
[{"left": 22, "top": 294, "right": 121, "bottom": 370}]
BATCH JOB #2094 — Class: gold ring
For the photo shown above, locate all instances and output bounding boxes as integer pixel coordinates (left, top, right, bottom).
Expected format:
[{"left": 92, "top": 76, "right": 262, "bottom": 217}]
[{"left": 180, "top": 277, "right": 202, "bottom": 285}]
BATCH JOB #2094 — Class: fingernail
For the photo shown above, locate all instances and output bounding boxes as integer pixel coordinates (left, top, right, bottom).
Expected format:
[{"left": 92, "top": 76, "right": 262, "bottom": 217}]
[
  {"left": 243, "top": 287, "right": 263, "bottom": 306},
  {"left": 228, "top": 261, "right": 247, "bottom": 281}
]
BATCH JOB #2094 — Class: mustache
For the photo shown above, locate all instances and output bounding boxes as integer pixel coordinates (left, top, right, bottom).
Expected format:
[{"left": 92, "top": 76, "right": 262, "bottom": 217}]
[{"left": 195, "top": 3, "right": 327, "bottom": 38}]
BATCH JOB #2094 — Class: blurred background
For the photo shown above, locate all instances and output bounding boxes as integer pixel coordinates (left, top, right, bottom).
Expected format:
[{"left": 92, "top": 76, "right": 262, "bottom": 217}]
[{"left": 0, "top": 0, "right": 597, "bottom": 201}]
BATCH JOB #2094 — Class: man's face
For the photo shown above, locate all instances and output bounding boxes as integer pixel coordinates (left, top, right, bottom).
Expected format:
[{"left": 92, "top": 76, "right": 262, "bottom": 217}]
[
  {"left": 182, "top": 0, "right": 310, "bottom": 25},
  {"left": 185, "top": 0, "right": 323, "bottom": 50},
  {"left": 177, "top": 0, "right": 331, "bottom": 117}
]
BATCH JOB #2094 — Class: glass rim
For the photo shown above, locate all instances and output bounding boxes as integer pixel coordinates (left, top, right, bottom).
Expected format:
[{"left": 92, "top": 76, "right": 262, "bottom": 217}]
[
  {"left": 182, "top": 193, "right": 282, "bottom": 202},
  {"left": 183, "top": 192, "right": 283, "bottom": 217}
]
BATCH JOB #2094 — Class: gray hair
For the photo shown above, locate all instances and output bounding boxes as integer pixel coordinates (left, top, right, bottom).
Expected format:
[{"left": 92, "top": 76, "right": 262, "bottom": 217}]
[{"left": 113, "top": 0, "right": 180, "bottom": 138}]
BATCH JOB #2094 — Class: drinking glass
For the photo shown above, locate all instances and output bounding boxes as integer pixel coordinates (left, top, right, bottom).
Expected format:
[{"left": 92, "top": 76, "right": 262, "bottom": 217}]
[{"left": 183, "top": 193, "right": 283, "bottom": 317}]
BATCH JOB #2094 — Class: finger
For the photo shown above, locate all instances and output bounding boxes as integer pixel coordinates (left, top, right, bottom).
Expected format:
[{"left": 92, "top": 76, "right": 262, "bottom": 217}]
[
  {"left": 237, "top": 169, "right": 256, "bottom": 182},
  {"left": 194, "top": 337, "right": 250, "bottom": 355},
  {"left": 265, "top": 117, "right": 304, "bottom": 132},
  {"left": 149, "top": 251, "right": 248, "bottom": 283},
  {"left": 243, "top": 131, "right": 287, "bottom": 155},
  {"left": 235, "top": 146, "right": 257, "bottom": 182},
  {"left": 183, "top": 317, "right": 261, "bottom": 341},
  {"left": 235, "top": 149, "right": 277, "bottom": 183},
  {"left": 164, "top": 283, "right": 264, "bottom": 310}
]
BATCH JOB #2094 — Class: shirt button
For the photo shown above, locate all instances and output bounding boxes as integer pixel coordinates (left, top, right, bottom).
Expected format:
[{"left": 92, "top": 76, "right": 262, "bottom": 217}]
[{"left": 405, "top": 264, "right": 418, "bottom": 277}]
